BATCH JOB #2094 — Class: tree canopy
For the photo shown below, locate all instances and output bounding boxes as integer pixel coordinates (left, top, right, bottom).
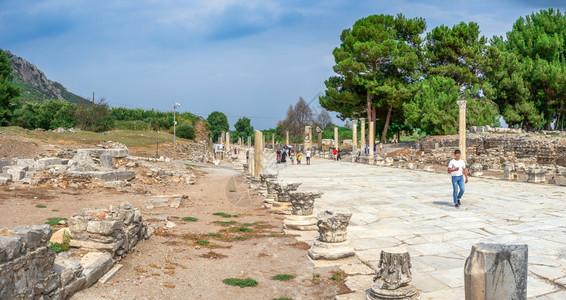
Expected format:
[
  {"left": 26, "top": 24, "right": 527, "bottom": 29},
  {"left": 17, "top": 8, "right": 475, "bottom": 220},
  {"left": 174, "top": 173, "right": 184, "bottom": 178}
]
[
  {"left": 0, "top": 50, "right": 21, "bottom": 125},
  {"left": 232, "top": 117, "right": 254, "bottom": 142},
  {"left": 207, "top": 111, "right": 229, "bottom": 142}
]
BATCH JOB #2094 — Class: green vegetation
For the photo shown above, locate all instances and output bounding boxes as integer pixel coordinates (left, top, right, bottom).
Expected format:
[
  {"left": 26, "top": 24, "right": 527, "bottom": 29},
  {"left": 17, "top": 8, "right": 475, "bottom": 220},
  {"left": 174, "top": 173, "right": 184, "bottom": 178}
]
[
  {"left": 205, "top": 233, "right": 222, "bottom": 238},
  {"left": 233, "top": 236, "right": 246, "bottom": 240},
  {"left": 207, "top": 111, "right": 229, "bottom": 142},
  {"left": 45, "top": 217, "right": 67, "bottom": 226},
  {"left": 330, "top": 271, "right": 345, "bottom": 281},
  {"left": 230, "top": 227, "right": 252, "bottom": 232},
  {"left": 196, "top": 240, "right": 210, "bottom": 245},
  {"left": 231, "top": 117, "right": 254, "bottom": 143},
  {"left": 35, "top": 204, "right": 46, "bottom": 208},
  {"left": 48, "top": 230, "right": 70, "bottom": 253},
  {"left": 213, "top": 212, "right": 233, "bottom": 218},
  {"left": 0, "top": 50, "right": 21, "bottom": 126},
  {"left": 172, "top": 123, "right": 195, "bottom": 139},
  {"left": 182, "top": 217, "right": 198, "bottom": 222},
  {"left": 212, "top": 220, "right": 237, "bottom": 225},
  {"left": 222, "top": 278, "right": 258, "bottom": 288},
  {"left": 273, "top": 298, "right": 293, "bottom": 300},
  {"left": 272, "top": 274, "right": 296, "bottom": 281}
]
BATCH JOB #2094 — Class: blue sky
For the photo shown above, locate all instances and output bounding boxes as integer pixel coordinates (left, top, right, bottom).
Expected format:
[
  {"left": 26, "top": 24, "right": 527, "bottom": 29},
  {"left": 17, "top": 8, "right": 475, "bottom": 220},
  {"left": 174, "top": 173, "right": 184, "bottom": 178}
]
[{"left": 1, "top": 0, "right": 564, "bottom": 129}]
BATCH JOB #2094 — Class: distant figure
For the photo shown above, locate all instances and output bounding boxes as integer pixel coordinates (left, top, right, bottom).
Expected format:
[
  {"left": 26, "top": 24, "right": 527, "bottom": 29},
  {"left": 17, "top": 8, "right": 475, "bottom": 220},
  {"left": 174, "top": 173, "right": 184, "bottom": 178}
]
[
  {"left": 246, "top": 150, "right": 249, "bottom": 162},
  {"left": 447, "top": 149, "right": 468, "bottom": 208},
  {"left": 364, "top": 144, "right": 369, "bottom": 155},
  {"left": 290, "top": 150, "right": 295, "bottom": 164},
  {"left": 305, "top": 148, "right": 311, "bottom": 165},
  {"left": 337, "top": 148, "right": 342, "bottom": 161},
  {"left": 276, "top": 150, "right": 281, "bottom": 164},
  {"left": 296, "top": 152, "right": 302, "bottom": 164},
  {"left": 234, "top": 147, "right": 238, "bottom": 155},
  {"left": 379, "top": 141, "right": 384, "bottom": 153},
  {"left": 281, "top": 148, "right": 287, "bottom": 163},
  {"left": 332, "top": 148, "right": 338, "bottom": 160}
]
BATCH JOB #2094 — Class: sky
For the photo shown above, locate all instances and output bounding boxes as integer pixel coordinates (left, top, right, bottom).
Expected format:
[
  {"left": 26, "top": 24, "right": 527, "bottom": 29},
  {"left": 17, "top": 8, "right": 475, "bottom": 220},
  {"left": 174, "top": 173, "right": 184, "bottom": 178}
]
[{"left": 1, "top": 0, "right": 565, "bottom": 130}]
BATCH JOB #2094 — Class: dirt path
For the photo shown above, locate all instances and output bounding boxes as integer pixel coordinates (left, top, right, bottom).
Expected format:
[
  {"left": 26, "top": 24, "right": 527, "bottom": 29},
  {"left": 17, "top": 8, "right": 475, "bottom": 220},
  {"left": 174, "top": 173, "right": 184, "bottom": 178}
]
[{"left": 66, "top": 163, "right": 347, "bottom": 300}]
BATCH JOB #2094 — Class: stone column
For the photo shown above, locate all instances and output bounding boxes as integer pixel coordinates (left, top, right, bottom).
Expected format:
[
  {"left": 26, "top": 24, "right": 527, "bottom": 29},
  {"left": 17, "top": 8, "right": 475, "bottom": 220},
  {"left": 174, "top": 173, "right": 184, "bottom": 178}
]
[
  {"left": 304, "top": 126, "right": 312, "bottom": 151},
  {"left": 464, "top": 243, "right": 528, "bottom": 300},
  {"left": 285, "top": 131, "right": 289, "bottom": 146},
  {"left": 369, "top": 121, "right": 374, "bottom": 159},
  {"left": 316, "top": 126, "right": 323, "bottom": 151},
  {"left": 360, "top": 118, "right": 366, "bottom": 151},
  {"left": 308, "top": 211, "right": 355, "bottom": 260},
  {"left": 253, "top": 130, "right": 263, "bottom": 178},
  {"left": 308, "top": 126, "right": 313, "bottom": 150},
  {"left": 225, "top": 131, "right": 230, "bottom": 156},
  {"left": 283, "top": 192, "right": 322, "bottom": 231},
  {"left": 457, "top": 99, "right": 467, "bottom": 161},
  {"left": 367, "top": 249, "right": 419, "bottom": 300},
  {"left": 352, "top": 119, "right": 358, "bottom": 161},
  {"left": 238, "top": 137, "right": 242, "bottom": 146},
  {"left": 334, "top": 126, "right": 339, "bottom": 149},
  {"left": 272, "top": 133, "right": 275, "bottom": 151},
  {"left": 270, "top": 183, "right": 302, "bottom": 215},
  {"left": 247, "top": 136, "right": 251, "bottom": 150}
]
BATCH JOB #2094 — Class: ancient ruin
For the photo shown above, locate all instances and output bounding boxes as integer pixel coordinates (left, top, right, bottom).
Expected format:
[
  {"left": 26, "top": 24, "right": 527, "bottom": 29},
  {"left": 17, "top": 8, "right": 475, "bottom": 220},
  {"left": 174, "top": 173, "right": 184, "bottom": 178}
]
[
  {"left": 308, "top": 211, "right": 355, "bottom": 260},
  {"left": 283, "top": 192, "right": 322, "bottom": 230},
  {"left": 367, "top": 250, "right": 419, "bottom": 300}
]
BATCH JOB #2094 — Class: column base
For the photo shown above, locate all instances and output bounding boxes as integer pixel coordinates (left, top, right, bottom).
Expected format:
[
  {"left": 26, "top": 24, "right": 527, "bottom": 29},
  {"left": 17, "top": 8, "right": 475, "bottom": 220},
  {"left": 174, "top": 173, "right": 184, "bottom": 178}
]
[
  {"left": 283, "top": 214, "right": 317, "bottom": 230},
  {"left": 366, "top": 284, "right": 419, "bottom": 300},
  {"left": 308, "top": 239, "right": 355, "bottom": 260},
  {"left": 270, "top": 201, "right": 292, "bottom": 215}
]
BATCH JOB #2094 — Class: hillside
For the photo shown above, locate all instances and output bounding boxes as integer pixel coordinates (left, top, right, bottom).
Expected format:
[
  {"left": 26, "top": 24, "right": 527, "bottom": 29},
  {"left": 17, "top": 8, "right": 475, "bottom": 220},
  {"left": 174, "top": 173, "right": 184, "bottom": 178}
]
[{"left": 3, "top": 50, "right": 90, "bottom": 104}]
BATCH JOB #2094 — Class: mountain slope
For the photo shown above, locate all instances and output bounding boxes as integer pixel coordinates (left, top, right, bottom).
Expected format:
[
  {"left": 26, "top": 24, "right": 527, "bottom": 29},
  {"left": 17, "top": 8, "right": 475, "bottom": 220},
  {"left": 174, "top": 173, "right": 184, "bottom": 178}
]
[{"left": 3, "top": 50, "right": 90, "bottom": 104}]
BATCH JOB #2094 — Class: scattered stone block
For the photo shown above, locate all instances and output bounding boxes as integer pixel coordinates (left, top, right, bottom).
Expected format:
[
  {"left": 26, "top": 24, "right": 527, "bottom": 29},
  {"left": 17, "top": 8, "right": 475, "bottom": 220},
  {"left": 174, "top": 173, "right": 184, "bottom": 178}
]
[
  {"left": 423, "top": 166, "right": 435, "bottom": 172},
  {"left": 77, "top": 148, "right": 128, "bottom": 158},
  {"left": 104, "top": 181, "right": 126, "bottom": 189},
  {"left": 50, "top": 228, "right": 71, "bottom": 244},
  {"left": 0, "top": 160, "right": 10, "bottom": 170},
  {"left": 35, "top": 158, "right": 62, "bottom": 169},
  {"left": 99, "top": 154, "right": 114, "bottom": 168},
  {"left": 283, "top": 192, "right": 322, "bottom": 231},
  {"left": 526, "top": 167, "right": 545, "bottom": 183},
  {"left": 464, "top": 243, "right": 528, "bottom": 300},
  {"left": 6, "top": 166, "right": 27, "bottom": 181},
  {"left": 80, "top": 252, "right": 114, "bottom": 287}
]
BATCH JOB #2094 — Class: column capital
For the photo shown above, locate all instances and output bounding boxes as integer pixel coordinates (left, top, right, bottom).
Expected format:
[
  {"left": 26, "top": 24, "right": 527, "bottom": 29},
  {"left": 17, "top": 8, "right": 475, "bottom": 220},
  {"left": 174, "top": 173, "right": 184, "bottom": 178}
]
[
  {"left": 359, "top": 118, "right": 366, "bottom": 122},
  {"left": 352, "top": 119, "right": 358, "bottom": 125},
  {"left": 457, "top": 100, "right": 467, "bottom": 108}
]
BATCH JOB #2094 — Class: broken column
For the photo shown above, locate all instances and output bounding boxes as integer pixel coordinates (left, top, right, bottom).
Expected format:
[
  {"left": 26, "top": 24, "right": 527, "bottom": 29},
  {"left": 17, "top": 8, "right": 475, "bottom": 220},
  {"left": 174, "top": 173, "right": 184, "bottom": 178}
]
[
  {"left": 225, "top": 131, "right": 230, "bottom": 158},
  {"left": 308, "top": 211, "right": 355, "bottom": 260},
  {"left": 316, "top": 126, "right": 323, "bottom": 152},
  {"left": 464, "top": 243, "right": 528, "bottom": 300},
  {"left": 334, "top": 126, "right": 339, "bottom": 150},
  {"left": 259, "top": 173, "right": 276, "bottom": 197},
  {"left": 270, "top": 182, "right": 302, "bottom": 214},
  {"left": 369, "top": 121, "right": 375, "bottom": 161},
  {"left": 526, "top": 167, "right": 545, "bottom": 183},
  {"left": 253, "top": 130, "right": 263, "bottom": 179},
  {"left": 360, "top": 118, "right": 366, "bottom": 151},
  {"left": 286, "top": 130, "right": 289, "bottom": 146},
  {"left": 367, "top": 249, "right": 419, "bottom": 300},
  {"left": 503, "top": 163, "right": 517, "bottom": 181},
  {"left": 283, "top": 192, "right": 322, "bottom": 231},
  {"left": 457, "top": 99, "right": 467, "bottom": 161},
  {"left": 352, "top": 119, "right": 358, "bottom": 162}
]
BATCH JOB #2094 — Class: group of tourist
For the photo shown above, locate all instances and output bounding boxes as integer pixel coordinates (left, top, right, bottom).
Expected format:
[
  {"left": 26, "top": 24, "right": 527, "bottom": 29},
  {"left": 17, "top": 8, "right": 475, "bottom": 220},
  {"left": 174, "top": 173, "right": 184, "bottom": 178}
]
[{"left": 276, "top": 147, "right": 311, "bottom": 165}]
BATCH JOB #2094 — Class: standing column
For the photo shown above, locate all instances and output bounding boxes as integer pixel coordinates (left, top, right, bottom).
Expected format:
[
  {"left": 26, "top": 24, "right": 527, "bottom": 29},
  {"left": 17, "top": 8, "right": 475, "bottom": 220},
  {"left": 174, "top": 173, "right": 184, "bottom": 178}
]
[
  {"left": 285, "top": 131, "right": 289, "bottom": 146},
  {"left": 263, "top": 133, "right": 266, "bottom": 151},
  {"left": 225, "top": 132, "right": 230, "bottom": 156},
  {"left": 316, "top": 127, "right": 322, "bottom": 150},
  {"left": 334, "top": 126, "right": 339, "bottom": 149},
  {"left": 238, "top": 137, "right": 242, "bottom": 146},
  {"left": 308, "top": 126, "right": 313, "bottom": 150},
  {"left": 272, "top": 133, "right": 275, "bottom": 151},
  {"left": 458, "top": 99, "right": 467, "bottom": 161},
  {"left": 304, "top": 126, "right": 312, "bottom": 151},
  {"left": 352, "top": 119, "right": 358, "bottom": 160},
  {"left": 247, "top": 136, "right": 251, "bottom": 149},
  {"left": 369, "top": 121, "right": 374, "bottom": 159},
  {"left": 360, "top": 118, "right": 366, "bottom": 152},
  {"left": 254, "top": 130, "right": 263, "bottom": 178}
]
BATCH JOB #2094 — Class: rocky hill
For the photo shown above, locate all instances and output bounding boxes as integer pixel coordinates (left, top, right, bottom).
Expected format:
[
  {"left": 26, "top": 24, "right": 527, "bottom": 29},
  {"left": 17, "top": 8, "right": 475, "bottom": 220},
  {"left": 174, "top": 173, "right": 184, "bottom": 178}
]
[{"left": 3, "top": 50, "right": 90, "bottom": 104}]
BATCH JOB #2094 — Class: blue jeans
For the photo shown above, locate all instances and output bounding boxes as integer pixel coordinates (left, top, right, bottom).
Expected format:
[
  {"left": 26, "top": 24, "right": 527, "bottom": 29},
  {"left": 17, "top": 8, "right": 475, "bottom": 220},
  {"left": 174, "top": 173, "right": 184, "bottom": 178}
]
[{"left": 451, "top": 176, "right": 465, "bottom": 204}]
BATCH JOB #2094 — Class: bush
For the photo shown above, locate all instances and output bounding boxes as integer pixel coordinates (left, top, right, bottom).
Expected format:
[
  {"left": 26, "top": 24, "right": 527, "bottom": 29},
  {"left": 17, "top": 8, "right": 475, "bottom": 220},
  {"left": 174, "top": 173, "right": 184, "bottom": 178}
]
[
  {"left": 172, "top": 123, "right": 195, "bottom": 139},
  {"left": 222, "top": 278, "right": 258, "bottom": 288}
]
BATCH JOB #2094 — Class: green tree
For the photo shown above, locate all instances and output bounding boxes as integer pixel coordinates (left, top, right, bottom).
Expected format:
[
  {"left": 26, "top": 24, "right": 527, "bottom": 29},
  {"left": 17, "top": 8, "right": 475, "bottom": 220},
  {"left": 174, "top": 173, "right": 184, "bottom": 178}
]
[
  {"left": 12, "top": 100, "right": 76, "bottom": 130},
  {"left": 207, "top": 111, "right": 229, "bottom": 142},
  {"left": 320, "top": 14, "right": 426, "bottom": 143},
  {"left": 233, "top": 117, "right": 254, "bottom": 143},
  {"left": 486, "top": 9, "right": 566, "bottom": 130},
  {"left": 404, "top": 76, "right": 498, "bottom": 135},
  {"left": 174, "top": 123, "right": 196, "bottom": 139},
  {"left": 0, "top": 50, "right": 21, "bottom": 125}
]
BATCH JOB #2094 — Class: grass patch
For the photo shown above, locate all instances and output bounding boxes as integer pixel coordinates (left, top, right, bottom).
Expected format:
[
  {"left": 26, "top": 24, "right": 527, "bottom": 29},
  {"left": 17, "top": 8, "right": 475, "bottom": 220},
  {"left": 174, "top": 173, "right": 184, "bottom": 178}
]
[
  {"left": 35, "top": 204, "right": 47, "bottom": 208},
  {"left": 205, "top": 233, "right": 222, "bottom": 238},
  {"left": 273, "top": 298, "right": 293, "bottom": 300},
  {"left": 213, "top": 212, "right": 233, "bottom": 218},
  {"left": 242, "top": 223, "right": 253, "bottom": 226},
  {"left": 330, "top": 271, "right": 345, "bottom": 281},
  {"left": 170, "top": 216, "right": 180, "bottom": 220},
  {"left": 45, "top": 217, "right": 67, "bottom": 226},
  {"left": 222, "top": 278, "right": 258, "bottom": 288},
  {"left": 48, "top": 231, "right": 70, "bottom": 253},
  {"left": 230, "top": 227, "right": 252, "bottom": 232},
  {"left": 182, "top": 217, "right": 198, "bottom": 222},
  {"left": 272, "top": 274, "right": 295, "bottom": 281},
  {"left": 196, "top": 240, "right": 210, "bottom": 245},
  {"left": 212, "top": 220, "right": 237, "bottom": 225},
  {"left": 229, "top": 190, "right": 236, "bottom": 192},
  {"left": 233, "top": 236, "right": 246, "bottom": 240}
]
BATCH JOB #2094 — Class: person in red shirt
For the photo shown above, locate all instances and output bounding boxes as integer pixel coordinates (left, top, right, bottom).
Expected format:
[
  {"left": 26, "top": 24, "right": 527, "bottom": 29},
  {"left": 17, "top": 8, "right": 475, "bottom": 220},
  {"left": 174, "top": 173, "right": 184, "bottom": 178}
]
[{"left": 332, "top": 148, "right": 338, "bottom": 161}]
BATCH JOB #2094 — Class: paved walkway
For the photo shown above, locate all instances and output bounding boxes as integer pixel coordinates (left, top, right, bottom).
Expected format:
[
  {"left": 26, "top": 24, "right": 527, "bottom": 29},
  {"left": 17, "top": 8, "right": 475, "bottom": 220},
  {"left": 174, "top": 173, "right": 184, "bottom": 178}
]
[{"left": 272, "top": 158, "right": 566, "bottom": 299}]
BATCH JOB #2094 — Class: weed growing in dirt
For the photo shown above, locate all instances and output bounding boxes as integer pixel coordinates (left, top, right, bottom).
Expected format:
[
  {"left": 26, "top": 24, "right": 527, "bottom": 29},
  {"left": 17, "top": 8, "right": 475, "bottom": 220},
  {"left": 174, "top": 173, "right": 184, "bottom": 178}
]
[
  {"left": 272, "top": 274, "right": 295, "bottom": 281},
  {"left": 330, "top": 271, "right": 345, "bottom": 281},
  {"left": 205, "top": 233, "right": 222, "bottom": 238},
  {"left": 196, "top": 240, "right": 210, "bottom": 245},
  {"left": 233, "top": 236, "right": 246, "bottom": 240},
  {"left": 222, "top": 278, "right": 258, "bottom": 288},
  {"left": 35, "top": 204, "right": 46, "bottom": 208},
  {"left": 48, "top": 231, "right": 70, "bottom": 253},
  {"left": 213, "top": 212, "right": 232, "bottom": 218},
  {"left": 273, "top": 298, "right": 293, "bottom": 300},
  {"left": 230, "top": 227, "right": 251, "bottom": 232},
  {"left": 312, "top": 273, "right": 321, "bottom": 285},
  {"left": 45, "top": 217, "right": 67, "bottom": 226},
  {"left": 229, "top": 190, "right": 236, "bottom": 192},
  {"left": 182, "top": 217, "right": 198, "bottom": 222},
  {"left": 212, "top": 220, "right": 237, "bottom": 225},
  {"left": 242, "top": 223, "right": 253, "bottom": 226}
]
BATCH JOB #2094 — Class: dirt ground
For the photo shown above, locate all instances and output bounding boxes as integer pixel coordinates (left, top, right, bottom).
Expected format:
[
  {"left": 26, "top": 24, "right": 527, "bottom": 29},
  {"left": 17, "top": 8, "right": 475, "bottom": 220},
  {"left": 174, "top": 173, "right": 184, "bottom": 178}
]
[{"left": 0, "top": 154, "right": 349, "bottom": 299}]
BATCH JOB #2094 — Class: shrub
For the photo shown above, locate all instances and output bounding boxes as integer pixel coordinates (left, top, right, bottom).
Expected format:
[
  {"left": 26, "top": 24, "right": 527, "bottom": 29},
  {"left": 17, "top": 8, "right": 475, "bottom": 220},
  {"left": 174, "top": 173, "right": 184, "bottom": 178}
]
[
  {"left": 222, "top": 278, "right": 258, "bottom": 288},
  {"left": 172, "top": 123, "right": 195, "bottom": 139},
  {"left": 272, "top": 274, "right": 295, "bottom": 281},
  {"left": 182, "top": 217, "right": 198, "bottom": 222}
]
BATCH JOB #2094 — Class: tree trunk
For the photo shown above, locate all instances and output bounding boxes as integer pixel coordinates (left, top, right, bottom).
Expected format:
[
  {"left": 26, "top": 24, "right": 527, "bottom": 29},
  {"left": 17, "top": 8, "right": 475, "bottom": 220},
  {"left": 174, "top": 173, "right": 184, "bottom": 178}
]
[
  {"left": 381, "top": 104, "right": 393, "bottom": 143},
  {"left": 366, "top": 91, "right": 372, "bottom": 145},
  {"left": 556, "top": 113, "right": 561, "bottom": 131}
]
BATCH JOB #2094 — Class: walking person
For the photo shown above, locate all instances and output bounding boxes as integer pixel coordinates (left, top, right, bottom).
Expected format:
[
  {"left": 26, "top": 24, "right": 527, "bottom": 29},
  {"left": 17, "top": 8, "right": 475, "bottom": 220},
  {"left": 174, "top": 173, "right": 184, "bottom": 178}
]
[
  {"left": 296, "top": 152, "right": 302, "bottom": 164},
  {"left": 290, "top": 150, "right": 295, "bottom": 165},
  {"left": 332, "top": 148, "right": 338, "bottom": 161},
  {"left": 337, "top": 148, "right": 342, "bottom": 161},
  {"left": 305, "top": 148, "right": 311, "bottom": 165},
  {"left": 447, "top": 149, "right": 468, "bottom": 208}
]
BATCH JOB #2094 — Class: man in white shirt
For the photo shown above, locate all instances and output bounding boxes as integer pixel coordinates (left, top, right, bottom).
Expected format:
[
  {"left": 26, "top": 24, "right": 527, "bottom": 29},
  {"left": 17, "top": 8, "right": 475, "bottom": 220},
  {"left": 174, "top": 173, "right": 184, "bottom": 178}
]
[
  {"left": 447, "top": 149, "right": 468, "bottom": 208},
  {"left": 305, "top": 148, "right": 311, "bottom": 165}
]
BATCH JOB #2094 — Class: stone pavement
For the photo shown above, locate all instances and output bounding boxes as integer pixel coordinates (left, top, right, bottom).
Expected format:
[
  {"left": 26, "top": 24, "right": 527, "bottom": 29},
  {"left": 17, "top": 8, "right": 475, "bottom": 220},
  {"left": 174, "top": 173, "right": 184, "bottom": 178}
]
[{"left": 272, "top": 158, "right": 566, "bottom": 299}]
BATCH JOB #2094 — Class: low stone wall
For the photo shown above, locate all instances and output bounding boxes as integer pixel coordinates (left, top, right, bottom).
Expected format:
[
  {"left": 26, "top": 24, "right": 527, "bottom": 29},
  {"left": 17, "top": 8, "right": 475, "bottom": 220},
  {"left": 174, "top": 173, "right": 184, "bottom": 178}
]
[{"left": 0, "top": 202, "right": 152, "bottom": 299}]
